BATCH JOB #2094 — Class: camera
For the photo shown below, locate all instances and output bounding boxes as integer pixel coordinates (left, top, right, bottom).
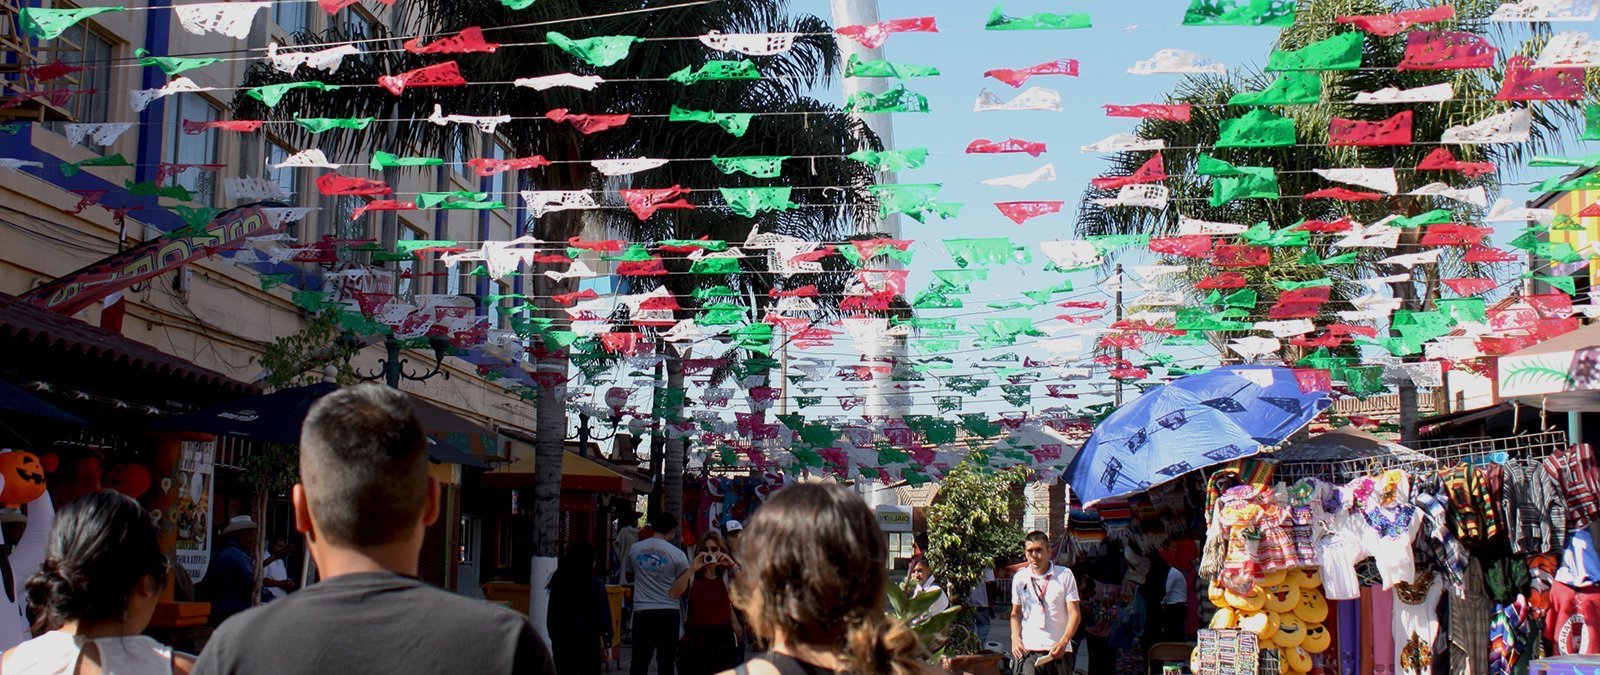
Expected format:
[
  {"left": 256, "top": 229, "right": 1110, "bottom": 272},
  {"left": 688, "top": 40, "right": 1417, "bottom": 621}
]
[{"left": 701, "top": 553, "right": 717, "bottom": 565}]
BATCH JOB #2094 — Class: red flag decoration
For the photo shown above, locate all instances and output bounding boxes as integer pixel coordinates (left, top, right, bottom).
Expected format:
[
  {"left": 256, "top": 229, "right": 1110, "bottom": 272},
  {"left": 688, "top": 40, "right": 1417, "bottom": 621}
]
[
  {"left": 621, "top": 186, "right": 693, "bottom": 220},
  {"left": 1109, "top": 367, "right": 1149, "bottom": 381},
  {"left": 67, "top": 189, "right": 107, "bottom": 215},
  {"left": 635, "top": 295, "right": 681, "bottom": 327},
  {"left": 616, "top": 256, "right": 668, "bottom": 276},
  {"left": 1098, "top": 333, "right": 1144, "bottom": 350},
  {"left": 1056, "top": 313, "right": 1103, "bottom": 325},
  {"left": 770, "top": 285, "right": 818, "bottom": 298},
  {"left": 352, "top": 291, "right": 393, "bottom": 318},
  {"left": 1091, "top": 152, "right": 1166, "bottom": 190},
  {"left": 545, "top": 108, "right": 629, "bottom": 134},
  {"left": 597, "top": 332, "right": 651, "bottom": 356},
  {"left": 1416, "top": 148, "right": 1494, "bottom": 177},
  {"left": 1213, "top": 245, "right": 1269, "bottom": 268},
  {"left": 966, "top": 137, "right": 1047, "bottom": 156},
  {"left": 182, "top": 119, "right": 262, "bottom": 134},
  {"left": 1058, "top": 300, "right": 1108, "bottom": 309},
  {"left": 1104, "top": 103, "right": 1191, "bottom": 123},
  {"left": 157, "top": 162, "right": 226, "bottom": 184},
  {"left": 315, "top": 173, "right": 392, "bottom": 196},
  {"left": 834, "top": 16, "right": 937, "bottom": 48},
  {"left": 1335, "top": 5, "right": 1454, "bottom": 36},
  {"left": 531, "top": 253, "right": 572, "bottom": 264},
  {"left": 1579, "top": 201, "right": 1600, "bottom": 218},
  {"left": 1329, "top": 110, "right": 1412, "bottom": 146},
  {"left": 24, "top": 61, "right": 91, "bottom": 82},
  {"left": 351, "top": 200, "right": 416, "bottom": 219},
  {"left": 1295, "top": 217, "right": 1354, "bottom": 233},
  {"left": 1149, "top": 235, "right": 1213, "bottom": 258},
  {"left": 985, "top": 58, "right": 1078, "bottom": 88},
  {"left": 567, "top": 237, "right": 623, "bottom": 253},
  {"left": 1328, "top": 324, "right": 1378, "bottom": 338},
  {"left": 2, "top": 88, "right": 92, "bottom": 109},
  {"left": 848, "top": 238, "right": 912, "bottom": 260},
  {"left": 1496, "top": 55, "right": 1585, "bottom": 102},
  {"left": 995, "top": 201, "right": 1064, "bottom": 224},
  {"left": 1443, "top": 277, "right": 1497, "bottom": 296},
  {"left": 1399, "top": 31, "right": 1497, "bottom": 70},
  {"left": 840, "top": 292, "right": 895, "bottom": 312},
  {"left": 378, "top": 61, "right": 465, "bottom": 96},
  {"left": 1305, "top": 187, "right": 1385, "bottom": 201},
  {"left": 1463, "top": 246, "right": 1518, "bottom": 263},
  {"left": 1527, "top": 293, "right": 1575, "bottom": 318},
  {"left": 1292, "top": 368, "right": 1333, "bottom": 394},
  {"left": 403, "top": 26, "right": 499, "bottom": 54},
  {"left": 466, "top": 155, "right": 551, "bottom": 177},
  {"left": 1196, "top": 272, "right": 1247, "bottom": 289},
  {"left": 1269, "top": 287, "right": 1331, "bottom": 320},
  {"left": 1420, "top": 223, "right": 1490, "bottom": 246},
  {"left": 1291, "top": 333, "right": 1349, "bottom": 349}
]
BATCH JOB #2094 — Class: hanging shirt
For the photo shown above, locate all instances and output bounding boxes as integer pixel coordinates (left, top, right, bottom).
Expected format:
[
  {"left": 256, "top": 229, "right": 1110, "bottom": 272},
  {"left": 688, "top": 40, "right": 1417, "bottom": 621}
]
[
  {"left": 1393, "top": 570, "right": 1443, "bottom": 675},
  {"left": 1557, "top": 529, "right": 1600, "bottom": 587},
  {"left": 1011, "top": 564, "right": 1080, "bottom": 652},
  {"left": 1544, "top": 444, "right": 1600, "bottom": 530},
  {"left": 1503, "top": 459, "right": 1566, "bottom": 556}
]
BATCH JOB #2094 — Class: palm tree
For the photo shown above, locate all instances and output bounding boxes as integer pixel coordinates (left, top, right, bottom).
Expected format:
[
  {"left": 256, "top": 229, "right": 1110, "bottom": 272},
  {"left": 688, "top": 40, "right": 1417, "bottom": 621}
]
[
  {"left": 236, "top": 0, "right": 879, "bottom": 625},
  {"left": 1075, "top": 0, "right": 1590, "bottom": 442}
]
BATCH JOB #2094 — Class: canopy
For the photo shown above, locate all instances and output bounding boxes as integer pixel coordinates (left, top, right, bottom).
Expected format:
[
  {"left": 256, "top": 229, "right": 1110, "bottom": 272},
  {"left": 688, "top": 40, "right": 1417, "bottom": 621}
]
[
  {"left": 1270, "top": 426, "right": 1431, "bottom": 464},
  {"left": 0, "top": 379, "right": 86, "bottom": 424},
  {"left": 1065, "top": 365, "right": 1331, "bottom": 505},
  {"left": 1497, "top": 320, "right": 1600, "bottom": 411}
]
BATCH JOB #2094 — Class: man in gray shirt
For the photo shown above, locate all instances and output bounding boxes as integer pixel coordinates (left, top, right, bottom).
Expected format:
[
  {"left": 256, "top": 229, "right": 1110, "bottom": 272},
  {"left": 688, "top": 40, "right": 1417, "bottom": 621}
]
[{"left": 625, "top": 513, "right": 688, "bottom": 675}]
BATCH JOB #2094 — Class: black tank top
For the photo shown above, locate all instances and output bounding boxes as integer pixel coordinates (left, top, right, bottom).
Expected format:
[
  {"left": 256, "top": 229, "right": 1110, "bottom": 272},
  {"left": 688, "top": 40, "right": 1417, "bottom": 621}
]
[{"left": 734, "top": 652, "right": 841, "bottom": 675}]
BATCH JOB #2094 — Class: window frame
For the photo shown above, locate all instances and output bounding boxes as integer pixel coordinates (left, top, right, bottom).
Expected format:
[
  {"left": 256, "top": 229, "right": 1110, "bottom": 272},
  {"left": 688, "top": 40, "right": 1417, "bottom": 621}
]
[
  {"left": 39, "top": 17, "right": 116, "bottom": 152},
  {"left": 163, "top": 92, "right": 221, "bottom": 206}
]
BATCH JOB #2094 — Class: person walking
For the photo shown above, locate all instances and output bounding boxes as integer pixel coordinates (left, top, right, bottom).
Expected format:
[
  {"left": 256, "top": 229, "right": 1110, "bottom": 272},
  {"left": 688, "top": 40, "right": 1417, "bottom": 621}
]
[
  {"left": 260, "top": 538, "right": 295, "bottom": 602},
  {"left": 549, "top": 543, "right": 612, "bottom": 675},
  {"left": 1011, "top": 531, "right": 1081, "bottom": 675},
  {"left": 672, "top": 530, "right": 741, "bottom": 675},
  {"left": 192, "top": 384, "right": 552, "bottom": 674},
  {"left": 969, "top": 563, "right": 997, "bottom": 645},
  {"left": 199, "top": 515, "right": 259, "bottom": 626},
  {"left": 1158, "top": 561, "right": 1188, "bottom": 643},
  {"left": 2, "top": 490, "right": 193, "bottom": 674},
  {"left": 908, "top": 557, "right": 950, "bottom": 620},
  {"left": 724, "top": 482, "right": 933, "bottom": 675},
  {"left": 625, "top": 512, "right": 688, "bottom": 675}
]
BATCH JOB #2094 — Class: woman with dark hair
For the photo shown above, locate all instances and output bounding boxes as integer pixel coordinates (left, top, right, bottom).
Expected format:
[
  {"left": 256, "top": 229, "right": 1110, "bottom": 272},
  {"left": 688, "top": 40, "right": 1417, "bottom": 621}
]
[
  {"left": 1, "top": 490, "right": 192, "bottom": 674},
  {"left": 724, "top": 482, "right": 933, "bottom": 675},
  {"left": 546, "top": 542, "right": 612, "bottom": 675},
  {"left": 672, "top": 530, "right": 741, "bottom": 675}
]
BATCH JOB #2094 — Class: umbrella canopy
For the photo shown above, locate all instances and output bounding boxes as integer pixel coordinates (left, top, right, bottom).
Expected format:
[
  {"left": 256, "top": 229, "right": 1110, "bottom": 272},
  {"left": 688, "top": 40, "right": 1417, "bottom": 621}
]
[
  {"left": 1497, "top": 320, "right": 1600, "bottom": 412},
  {"left": 1065, "top": 365, "right": 1331, "bottom": 505},
  {"left": 1270, "top": 427, "right": 1431, "bottom": 464},
  {"left": 0, "top": 379, "right": 86, "bottom": 424}
]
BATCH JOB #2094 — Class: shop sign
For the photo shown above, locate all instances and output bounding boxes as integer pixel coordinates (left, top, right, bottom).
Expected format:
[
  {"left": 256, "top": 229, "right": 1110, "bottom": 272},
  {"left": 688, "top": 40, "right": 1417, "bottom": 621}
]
[
  {"left": 876, "top": 505, "right": 913, "bottom": 533},
  {"left": 176, "top": 440, "right": 216, "bottom": 582}
]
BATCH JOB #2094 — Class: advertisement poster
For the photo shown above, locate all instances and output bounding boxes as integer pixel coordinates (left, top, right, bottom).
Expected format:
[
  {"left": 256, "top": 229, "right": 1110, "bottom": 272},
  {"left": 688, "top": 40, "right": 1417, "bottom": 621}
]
[{"left": 176, "top": 440, "right": 215, "bottom": 582}]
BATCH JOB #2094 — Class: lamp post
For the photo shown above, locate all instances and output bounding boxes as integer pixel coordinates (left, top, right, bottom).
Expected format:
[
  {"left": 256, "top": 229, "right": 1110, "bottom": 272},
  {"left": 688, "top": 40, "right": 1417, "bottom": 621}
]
[
  {"left": 566, "top": 411, "right": 621, "bottom": 458},
  {"left": 341, "top": 332, "right": 453, "bottom": 389}
]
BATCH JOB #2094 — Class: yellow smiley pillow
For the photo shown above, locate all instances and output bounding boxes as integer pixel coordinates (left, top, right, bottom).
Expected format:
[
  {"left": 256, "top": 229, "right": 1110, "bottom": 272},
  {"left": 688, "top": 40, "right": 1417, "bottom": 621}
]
[
  {"left": 1225, "top": 586, "right": 1267, "bottom": 613},
  {"left": 1264, "top": 582, "right": 1301, "bottom": 613},
  {"left": 1271, "top": 613, "right": 1307, "bottom": 649},
  {"left": 1294, "top": 588, "right": 1329, "bottom": 624},
  {"left": 1302, "top": 622, "right": 1331, "bottom": 654}
]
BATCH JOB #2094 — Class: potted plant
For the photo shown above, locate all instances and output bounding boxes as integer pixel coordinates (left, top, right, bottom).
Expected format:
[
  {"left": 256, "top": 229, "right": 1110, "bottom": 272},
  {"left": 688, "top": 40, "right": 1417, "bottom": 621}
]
[
  {"left": 925, "top": 461, "right": 1026, "bottom": 675},
  {"left": 885, "top": 577, "right": 963, "bottom": 659}
]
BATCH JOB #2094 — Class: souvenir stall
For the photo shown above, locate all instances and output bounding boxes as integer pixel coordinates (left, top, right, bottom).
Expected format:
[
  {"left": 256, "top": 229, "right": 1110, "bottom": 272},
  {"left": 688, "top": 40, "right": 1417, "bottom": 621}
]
[{"left": 1193, "top": 428, "right": 1598, "bottom": 675}]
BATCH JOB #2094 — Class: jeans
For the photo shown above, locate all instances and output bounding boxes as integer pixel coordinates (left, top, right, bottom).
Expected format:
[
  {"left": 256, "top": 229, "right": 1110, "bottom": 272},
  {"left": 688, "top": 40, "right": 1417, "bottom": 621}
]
[
  {"left": 973, "top": 607, "right": 993, "bottom": 645},
  {"left": 1018, "top": 650, "right": 1076, "bottom": 675},
  {"left": 631, "top": 609, "right": 680, "bottom": 675}
]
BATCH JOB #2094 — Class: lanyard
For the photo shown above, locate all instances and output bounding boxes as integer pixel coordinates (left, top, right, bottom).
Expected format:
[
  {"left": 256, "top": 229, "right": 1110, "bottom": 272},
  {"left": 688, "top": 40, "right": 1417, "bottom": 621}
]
[{"left": 1030, "top": 573, "right": 1052, "bottom": 608}]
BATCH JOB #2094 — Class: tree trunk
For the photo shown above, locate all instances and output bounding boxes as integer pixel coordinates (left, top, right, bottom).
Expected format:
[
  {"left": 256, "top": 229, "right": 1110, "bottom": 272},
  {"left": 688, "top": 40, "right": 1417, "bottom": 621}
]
[
  {"left": 1008, "top": 480, "right": 1026, "bottom": 529},
  {"left": 1389, "top": 204, "right": 1425, "bottom": 446},
  {"left": 662, "top": 347, "right": 686, "bottom": 522},
  {"left": 528, "top": 272, "right": 567, "bottom": 648},
  {"left": 1047, "top": 480, "right": 1066, "bottom": 541}
]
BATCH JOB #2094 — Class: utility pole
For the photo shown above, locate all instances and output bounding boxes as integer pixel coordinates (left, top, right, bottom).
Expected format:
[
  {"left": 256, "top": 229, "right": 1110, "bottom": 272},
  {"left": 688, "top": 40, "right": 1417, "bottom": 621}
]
[{"left": 1113, "top": 263, "right": 1124, "bottom": 408}]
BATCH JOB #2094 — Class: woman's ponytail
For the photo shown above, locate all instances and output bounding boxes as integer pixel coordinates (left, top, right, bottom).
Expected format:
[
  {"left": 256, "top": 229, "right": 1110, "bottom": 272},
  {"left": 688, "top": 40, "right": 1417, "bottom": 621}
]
[{"left": 843, "top": 611, "right": 926, "bottom": 675}]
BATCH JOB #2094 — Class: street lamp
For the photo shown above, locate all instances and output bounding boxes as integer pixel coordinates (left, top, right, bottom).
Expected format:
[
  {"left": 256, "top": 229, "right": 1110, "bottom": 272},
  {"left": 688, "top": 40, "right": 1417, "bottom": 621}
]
[
  {"left": 567, "top": 411, "right": 621, "bottom": 458},
  {"left": 341, "top": 332, "right": 453, "bottom": 389}
]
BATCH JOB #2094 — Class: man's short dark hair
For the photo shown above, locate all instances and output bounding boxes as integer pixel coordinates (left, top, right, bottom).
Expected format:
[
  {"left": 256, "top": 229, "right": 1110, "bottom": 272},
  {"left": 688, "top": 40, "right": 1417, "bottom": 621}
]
[
  {"left": 1024, "top": 531, "right": 1050, "bottom": 546},
  {"left": 649, "top": 512, "right": 678, "bottom": 533},
  {"left": 300, "top": 384, "right": 428, "bottom": 547}
]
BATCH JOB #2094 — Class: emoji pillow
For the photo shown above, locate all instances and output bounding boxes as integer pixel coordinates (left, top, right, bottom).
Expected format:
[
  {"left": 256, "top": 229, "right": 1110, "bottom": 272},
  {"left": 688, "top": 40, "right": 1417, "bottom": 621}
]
[
  {"left": 1271, "top": 613, "right": 1307, "bottom": 649},
  {"left": 1294, "top": 587, "right": 1329, "bottom": 623},
  {"left": 1264, "top": 582, "right": 1301, "bottom": 613},
  {"left": 1302, "top": 622, "right": 1331, "bottom": 654},
  {"left": 1290, "top": 567, "right": 1323, "bottom": 589},
  {"left": 1225, "top": 586, "right": 1267, "bottom": 613}
]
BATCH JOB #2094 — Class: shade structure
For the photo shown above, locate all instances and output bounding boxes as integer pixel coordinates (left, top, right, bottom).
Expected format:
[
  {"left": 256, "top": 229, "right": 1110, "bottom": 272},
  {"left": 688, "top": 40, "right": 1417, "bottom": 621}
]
[
  {"left": 1065, "top": 365, "right": 1331, "bottom": 505},
  {"left": 1270, "top": 426, "right": 1431, "bottom": 464},
  {"left": 0, "top": 379, "right": 86, "bottom": 424},
  {"left": 1497, "top": 320, "right": 1600, "bottom": 412}
]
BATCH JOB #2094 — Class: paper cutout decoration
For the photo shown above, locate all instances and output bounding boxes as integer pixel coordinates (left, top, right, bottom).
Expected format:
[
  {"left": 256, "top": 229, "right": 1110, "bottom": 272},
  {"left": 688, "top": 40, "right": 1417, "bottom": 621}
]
[
  {"left": 131, "top": 77, "right": 209, "bottom": 112},
  {"left": 844, "top": 55, "right": 939, "bottom": 79},
  {"left": 869, "top": 184, "right": 963, "bottom": 222},
  {"left": 522, "top": 191, "right": 598, "bottom": 218},
  {"left": 669, "top": 106, "right": 753, "bottom": 136},
  {"left": 1417, "top": 147, "right": 1494, "bottom": 177},
  {"left": 1491, "top": 0, "right": 1599, "bottom": 21},
  {"left": 175, "top": 2, "right": 268, "bottom": 39},
  {"left": 671, "top": 59, "right": 762, "bottom": 85},
  {"left": 721, "top": 187, "right": 797, "bottom": 217},
  {"left": 621, "top": 186, "right": 693, "bottom": 220},
  {"left": 297, "top": 116, "right": 373, "bottom": 133},
  {"left": 378, "top": 61, "right": 465, "bottom": 96},
  {"left": 1586, "top": 104, "right": 1600, "bottom": 140},
  {"left": 1092, "top": 153, "right": 1166, "bottom": 190},
  {"left": 1409, "top": 182, "right": 1488, "bottom": 207},
  {"left": 1130, "top": 49, "right": 1226, "bottom": 75},
  {"left": 1229, "top": 72, "right": 1321, "bottom": 106},
  {"left": 698, "top": 31, "right": 800, "bottom": 56},
  {"left": 1093, "top": 185, "right": 1170, "bottom": 210},
  {"left": 710, "top": 155, "right": 787, "bottom": 178},
  {"left": 405, "top": 26, "right": 500, "bottom": 54},
  {"left": 974, "top": 87, "right": 1061, "bottom": 112},
  {"left": 0, "top": 159, "right": 43, "bottom": 171},
  {"left": 1354, "top": 83, "right": 1454, "bottom": 104},
  {"left": 1442, "top": 108, "right": 1531, "bottom": 144},
  {"left": 1419, "top": 222, "right": 1491, "bottom": 246},
  {"left": 967, "top": 138, "right": 1047, "bottom": 156},
  {"left": 546, "top": 32, "right": 642, "bottom": 67},
  {"left": 1183, "top": 0, "right": 1296, "bottom": 25},
  {"left": 1266, "top": 32, "right": 1364, "bottom": 71},
  {"left": 1313, "top": 168, "right": 1398, "bottom": 194},
  {"left": 1336, "top": 5, "right": 1455, "bottom": 35},
  {"left": 469, "top": 155, "right": 551, "bottom": 177},
  {"left": 985, "top": 59, "right": 1078, "bottom": 88},
  {"left": 426, "top": 105, "right": 510, "bottom": 133},
  {"left": 134, "top": 49, "right": 219, "bottom": 75},
  {"left": 848, "top": 148, "right": 929, "bottom": 171},
  {"left": 1443, "top": 278, "right": 1498, "bottom": 296},
  {"left": 546, "top": 109, "right": 629, "bottom": 135},
  {"left": 316, "top": 174, "right": 391, "bottom": 197},
  {"left": 64, "top": 123, "right": 132, "bottom": 147},
  {"left": 514, "top": 74, "right": 605, "bottom": 91},
  {"left": 1496, "top": 56, "right": 1584, "bottom": 101},
  {"left": 1399, "top": 31, "right": 1497, "bottom": 70},
  {"left": 1104, "top": 104, "right": 1191, "bottom": 122},
  {"left": 20, "top": 6, "right": 123, "bottom": 40},
  {"left": 834, "top": 16, "right": 937, "bottom": 48},
  {"left": 1329, "top": 110, "right": 1412, "bottom": 146},
  {"left": 1306, "top": 187, "right": 1383, "bottom": 202},
  {"left": 247, "top": 81, "right": 339, "bottom": 108},
  {"left": 1081, "top": 133, "right": 1164, "bottom": 153},
  {"left": 182, "top": 120, "right": 262, "bottom": 134},
  {"left": 268, "top": 43, "right": 361, "bottom": 75},
  {"left": 1537, "top": 32, "right": 1600, "bottom": 68},
  {"left": 1217, "top": 109, "right": 1295, "bottom": 148},
  {"left": 369, "top": 151, "right": 443, "bottom": 171},
  {"left": 987, "top": 4, "right": 1091, "bottom": 30},
  {"left": 994, "top": 201, "right": 1063, "bottom": 225},
  {"left": 848, "top": 86, "right": 932, "bottom": 114},
  {"left": 982, "top": 164, "right": 1056, "bottom": 189}
]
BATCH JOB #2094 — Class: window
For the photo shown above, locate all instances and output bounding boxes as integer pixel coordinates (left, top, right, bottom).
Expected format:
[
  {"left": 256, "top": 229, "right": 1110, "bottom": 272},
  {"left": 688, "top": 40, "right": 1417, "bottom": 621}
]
[
  {"left": 265, "top": 139, "right": 298, "bottom": 201},
  {"left": 493, "top": 280, "right": 511, "bottom": 329},
  {"left": 446, "top": 134, "right": 472, "bottom": 180},
  {"left": 457, "top": 515, "right": 478, "bottom": 565},
  {"left": 396, "top": 223, "right": 421, "bottom": 300},
  {"left": 339, "top": 7, "right": 374, "bottom": 41},
  {"left": 164, "top": 93, "right": 219, "bottom": 204},
  {"left": 271, "top": 0, "right": 308, "bottom": 36},
  {"left": 40, "top": 21, "right": 114, "bottom": 149},
  {"left": 487, "top": 139, "right": 511, "bottom": 202}
]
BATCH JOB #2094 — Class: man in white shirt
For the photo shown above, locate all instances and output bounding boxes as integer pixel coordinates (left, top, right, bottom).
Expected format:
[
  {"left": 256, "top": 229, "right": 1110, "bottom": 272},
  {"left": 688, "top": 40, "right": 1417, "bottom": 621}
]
[
  {"left": 262, "top": 538, "right": 296, "bottom": 601},
  {"left": 624, "top": 513, "right": 689, "bottom": 675},
  {"left": 909, "top": 557, "right": 951, "bottom": 620},
  {"left": 969, "top": 565, "right": 997, "bottom": 643},
  {"left": 1011, "top": 531, "right": 1080, "bottom": 675},
  {"left": 1160, "top": 564, "right": 1188, "bottom": 641}
]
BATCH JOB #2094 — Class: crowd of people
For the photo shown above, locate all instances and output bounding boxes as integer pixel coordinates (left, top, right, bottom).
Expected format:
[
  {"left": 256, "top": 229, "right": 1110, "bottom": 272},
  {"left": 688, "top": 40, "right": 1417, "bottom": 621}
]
[{"left": 0, "top": 382, "right": 1116, "bottom": 674}]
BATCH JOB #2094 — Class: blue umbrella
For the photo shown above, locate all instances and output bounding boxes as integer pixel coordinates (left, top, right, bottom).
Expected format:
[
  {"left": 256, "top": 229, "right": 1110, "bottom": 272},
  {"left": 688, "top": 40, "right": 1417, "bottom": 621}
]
[
  {"left": 0, "top": 379, "right": 86, "bottom": 424},
  {"left": 1065, "top": 365, "right": 1331, "bottom": 505}
]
